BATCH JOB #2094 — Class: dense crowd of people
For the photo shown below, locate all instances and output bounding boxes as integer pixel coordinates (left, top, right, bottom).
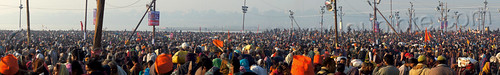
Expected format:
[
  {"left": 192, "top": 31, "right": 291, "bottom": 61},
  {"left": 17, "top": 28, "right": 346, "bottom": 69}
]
[{"left": 0, "top": 28, "right": 499, "bottom": 75}]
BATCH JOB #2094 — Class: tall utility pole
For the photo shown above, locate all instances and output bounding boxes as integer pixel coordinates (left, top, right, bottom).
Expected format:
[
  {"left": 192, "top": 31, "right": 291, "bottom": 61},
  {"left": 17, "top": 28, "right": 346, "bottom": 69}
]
[
  {"left": 482, "top": 0, "right": 487, "bottom": 32},
  {"left": 84, "top": 0, "right": 88, "bottom": 41},
  {"left": 437, "top": 1, "right": 449, "bottom": 32},
  {"left": 390, "top": 0, "right": 393, "bottom": 33},
  {"left": 320, "top": 6, "right": 325, "bottom": 33},
  {"left": 26, "top": 0, "right": 30, "bottom": 46},
  {"left": 453, "top": 11, "right": 459, "bottom": 31},
  {"left": 242, "top": 0, "right": 248, "bottom": 32},
  {"left": 19, "top": 0, "right": 23, "bottom": 30},
  {"left": 372, "top": 0, "right": 377, "bottom": 33},
  {"left": 152, "top": 0, "right": 156, "bottom": 46},
  {"left": 339, "top": 6, "right": 343, "bottom": 35},
  {"left": 334, "top": 0, "right": 338, "bottom": 47},
  {"left": 408, "top": 2, "right": 414, "bottom": 33},
  {"left": 93, "top": 0, "right": 105, "bottom": 51},
  {"left": 395, "top": 11, "right": 400, "bottom": 33},
  {"left": 289, "top": 10, "right": 294, "bottom": 42}
]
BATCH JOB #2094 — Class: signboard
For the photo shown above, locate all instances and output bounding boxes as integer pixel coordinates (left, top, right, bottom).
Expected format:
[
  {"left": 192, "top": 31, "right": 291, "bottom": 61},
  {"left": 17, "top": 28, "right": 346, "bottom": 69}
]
[{"left": 149, "top": 11, "right": 160, "bottom": 26}]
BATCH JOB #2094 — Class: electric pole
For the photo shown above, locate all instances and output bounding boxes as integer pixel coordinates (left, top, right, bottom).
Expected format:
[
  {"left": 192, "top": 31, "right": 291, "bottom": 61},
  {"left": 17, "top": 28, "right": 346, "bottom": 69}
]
[
  {"left": 321, "top": 6, "right": 325, "bottom": 33},
  {"left": 84, "top": 0, "right": 88, "bottom": 41},
  {"left": 93, "top": 0, "right": 105, "bottom": 54},
  {"left": 152, "top": 0, "right": 156, "bottom": 46},
  {"left": 373, "top": 0, "right": 377, "bottom": 33},
  {"left": 339, "top": 6, "right": 343, "bottom": 35},
  {"left": 408, "top": 2, "right": 414, "bottom": 33},
  {"left": 26, "top": 0, "right": 30, "bottom": 47},
  {"left": 242, "top": 0, "right": 248, "bottom": 32},
  {"left": 482, "top": 0, "right": 487, "bottom": 32},
  {"left": 19, "top": 0, "right": 23, "bottom": 30},
  {"left": 334, "top": 0, "right": 338, "bottom": 47}
]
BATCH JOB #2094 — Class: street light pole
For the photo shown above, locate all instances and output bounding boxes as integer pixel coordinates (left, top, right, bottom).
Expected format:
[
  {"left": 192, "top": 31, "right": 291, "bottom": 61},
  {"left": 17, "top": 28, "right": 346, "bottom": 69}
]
[
  {"left": 19, "top": 0, "right": 23, "bottom": 30},
  {"left": 320, "top": 6, "right": 325, "bottom": 33},
  {"left": 242, "top": 0, "right": 248, "bottom": 32}
]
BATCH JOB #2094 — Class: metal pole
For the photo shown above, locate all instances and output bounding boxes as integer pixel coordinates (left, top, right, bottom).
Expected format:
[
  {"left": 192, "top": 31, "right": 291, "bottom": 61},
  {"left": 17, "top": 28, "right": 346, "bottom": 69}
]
[
  {"left": 26, "top": 0, "right": 30, "bottom": 47},
  {"left": 408, "top": 2, "right": 413, "bottom": 32},
  {"left": 321, "top": 6, "right": 325, "bottom": 33},
  {"left": 19, "top": 0, "right": 22, "bottom": 30},
  {"left": 483, "top": 0, "right": 487, "bottom": 32},
  {"left": 390, "top": 0, "right": 393, "bottom": 33},
  {"left": 84, "top": 0, "right": 88, "bottom": 41},
  {"left": 93, "top": 0, "right": 105, "bottom": 51},
  {"left": 373, "top": 0, "right": 377, "bottom": 33},
  {"left": 339, "top": 6, "right": 343, "bottom": 35},
  {"left": 444, "top": 3, "right": 448, "bottom": 32},
  {"left": 242, "top": 0, "right": 247, "bottom": 32},
  {"left": 334, "top": 0, "right": 338, "bottom": 47}
]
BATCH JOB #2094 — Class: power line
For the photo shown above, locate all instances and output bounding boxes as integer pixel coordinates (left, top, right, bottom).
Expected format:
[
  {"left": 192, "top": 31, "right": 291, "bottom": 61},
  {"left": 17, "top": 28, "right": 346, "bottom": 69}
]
[{"left": 105, "top": 0, "right": 143, "bottom": 8}]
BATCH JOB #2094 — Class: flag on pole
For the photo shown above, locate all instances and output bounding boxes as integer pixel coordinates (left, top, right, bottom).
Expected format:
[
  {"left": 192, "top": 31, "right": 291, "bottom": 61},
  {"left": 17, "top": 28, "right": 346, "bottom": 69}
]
[
  {"left": 80, "top": 21, "right": 84, "bottom": 31},
  {"left": 424, "top": 28, "right": 431, "bottom": 42}
]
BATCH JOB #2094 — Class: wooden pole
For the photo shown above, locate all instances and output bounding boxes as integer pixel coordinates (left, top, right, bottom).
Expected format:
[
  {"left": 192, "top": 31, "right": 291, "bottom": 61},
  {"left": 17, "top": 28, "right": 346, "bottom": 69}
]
[
  {"left": 334, "top": 0, "right": 338, "bottom": 47},
  {"left": 93, "top": 0, "right": 105, "bottom": 52},
  {"left": 26, "top": 0, "right": 30, "bottom": 47},
  {"left": 128, "top": 0, "right": 156, "bottom": 41},
  {"left": 152, "top": 1, "right": 156, "bottom": 46},
  {"left": 376, "top": 8, "right": 399, "bottom": 35}
]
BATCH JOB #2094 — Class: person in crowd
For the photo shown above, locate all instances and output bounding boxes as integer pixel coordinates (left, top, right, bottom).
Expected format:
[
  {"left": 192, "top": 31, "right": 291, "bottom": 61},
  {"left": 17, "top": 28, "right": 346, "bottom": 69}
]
[
  {"left": 374, "top": 54, "right": 399, "bottom": 75},
  {"left": 429, "top": 56, "right": 455, "bottom": 75},
  {"left": 409, "top": 55, "right": 430, "bottom": 75}
]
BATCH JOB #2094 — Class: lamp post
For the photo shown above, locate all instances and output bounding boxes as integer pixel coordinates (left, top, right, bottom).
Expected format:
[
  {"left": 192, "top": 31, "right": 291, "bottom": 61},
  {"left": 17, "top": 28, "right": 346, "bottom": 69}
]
[
  {"left": 19, "top": 0, "right": 23, "bottom": 30},
  {"left": 242, "top": 0, "right": 248, "bottom": 32}
]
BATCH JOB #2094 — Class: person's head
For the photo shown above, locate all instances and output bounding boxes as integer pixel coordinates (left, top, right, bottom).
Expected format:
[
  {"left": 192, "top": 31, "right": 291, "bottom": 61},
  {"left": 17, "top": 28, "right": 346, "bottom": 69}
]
[
  {"left": 360, "top": 62, "right": 374, "bottom": 74},
  {"left": 383, "top": 54, "right": 395, "bottom": 66},
  {"left": 417, "top": 55, "right": 426, "bottom": 63},
  {"left": 71, "top": 60, "right": 84, "bottom": 75},
  {"left": 337, "top": 64, "right": 345, "bottom": 72},
  {"left": 339, "top": 58, "right": 347, "bottom": 64},
  {"left": 108, "top": 61, "right": 118, "bottom": 74},
  {"left": 436, "top": 55, "right": 447, "bottom": 64},
  {"left": 86, "top": 58, "right": 103, "bottom": 72},
  {"left": 323, "top": 57, "right": 336, "bottom": 72}
]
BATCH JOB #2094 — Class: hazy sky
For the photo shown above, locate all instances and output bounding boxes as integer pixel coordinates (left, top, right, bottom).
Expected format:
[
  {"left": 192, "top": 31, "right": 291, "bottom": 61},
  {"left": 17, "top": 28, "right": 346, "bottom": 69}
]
[{"left": 1, "top": 0, "right": 499, "bottom": 31}]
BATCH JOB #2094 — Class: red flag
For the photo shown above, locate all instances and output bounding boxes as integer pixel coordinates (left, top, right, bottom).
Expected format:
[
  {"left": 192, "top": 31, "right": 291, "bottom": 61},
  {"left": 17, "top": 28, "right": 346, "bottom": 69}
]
[{"left": 80, "top": 21, "right": 84, "bottom": 31}]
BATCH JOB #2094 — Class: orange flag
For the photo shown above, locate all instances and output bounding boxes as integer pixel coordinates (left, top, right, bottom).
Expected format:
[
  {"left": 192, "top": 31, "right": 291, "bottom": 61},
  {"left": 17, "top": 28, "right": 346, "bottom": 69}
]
[
  {"left": 425, "top": 28, "right": 430, "bottom": 42},
  {"left": 291, "top": 55, "right": 314, "bottom": 75},
  {"left": 213, "top": 39, "right": 224, "bottom": 48},
  {"left": 0, "top": 54, "right": 19, "bottom": 75}
]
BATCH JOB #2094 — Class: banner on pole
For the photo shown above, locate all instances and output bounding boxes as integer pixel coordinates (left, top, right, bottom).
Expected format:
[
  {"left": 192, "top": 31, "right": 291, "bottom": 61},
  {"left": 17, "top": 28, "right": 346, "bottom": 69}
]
[
  {"left": 93, "top": 8, "right": 97, "bottom": 25},
  {"left": 149, "top": 11, "right": 160, "bottom": 26}
]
